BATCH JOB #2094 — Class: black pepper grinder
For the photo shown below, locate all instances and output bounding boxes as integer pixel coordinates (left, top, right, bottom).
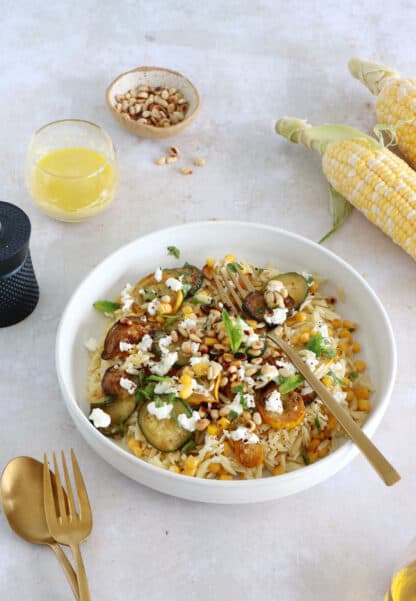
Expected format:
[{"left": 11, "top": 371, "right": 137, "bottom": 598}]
[{"left": 0, "top": 202, "right": 39, "bottom": 327}]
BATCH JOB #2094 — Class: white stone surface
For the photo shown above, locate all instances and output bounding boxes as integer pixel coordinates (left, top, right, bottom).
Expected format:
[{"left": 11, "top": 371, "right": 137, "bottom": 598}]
[{"left": 1, "top": 1, "right": 415, "bottom": 600}]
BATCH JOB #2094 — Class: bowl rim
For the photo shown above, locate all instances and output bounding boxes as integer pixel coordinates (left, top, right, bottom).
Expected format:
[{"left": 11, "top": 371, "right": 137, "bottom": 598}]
[
  {"left": 105, "top": 65, "right": 201, "bottom": 131},
  {"left": 56, "top": 220, "right": 397, "bottom": 490}
]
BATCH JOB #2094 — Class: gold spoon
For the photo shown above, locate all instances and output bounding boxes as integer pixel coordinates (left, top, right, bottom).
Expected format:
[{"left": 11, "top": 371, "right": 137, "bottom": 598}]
[{"left": 0, "top": 456, "right": 80, "bottom": 600}]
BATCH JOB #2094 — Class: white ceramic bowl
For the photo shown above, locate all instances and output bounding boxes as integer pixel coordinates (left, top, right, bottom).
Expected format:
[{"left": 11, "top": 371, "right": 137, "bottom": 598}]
[{"left": 56, "top": 221, "right": 396, "bottom": 504}]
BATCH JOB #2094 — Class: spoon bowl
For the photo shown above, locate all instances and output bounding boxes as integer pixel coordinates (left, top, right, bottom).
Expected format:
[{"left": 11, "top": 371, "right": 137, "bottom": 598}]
[{"left": 1, "top": 456, "right": 79, "bottom": 600}]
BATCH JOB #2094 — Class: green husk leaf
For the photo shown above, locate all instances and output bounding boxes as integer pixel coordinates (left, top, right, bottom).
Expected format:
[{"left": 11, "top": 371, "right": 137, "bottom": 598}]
[{"left": 319, "top": 185, "right": 353, "bottom": 244}]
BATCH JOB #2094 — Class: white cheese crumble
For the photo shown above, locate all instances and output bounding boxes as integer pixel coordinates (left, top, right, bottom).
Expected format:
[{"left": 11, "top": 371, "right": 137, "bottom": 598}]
[
  {"left": 178, "top": 318, "right": 197, "bottom": 332},
  {"left": 147, "top": 298, "right": 160, "bottom": 316},
  {"left": 119, "top": 341, "right": 134, "bottom": 352},
  {"left": 299, "top": 349, "right": 319, "bottom": 371},
  {"left": 177, "top": 411, "right": 200, "bottom": 432},
  {"left": 158, "top": 335, "right": 172, "bottom": 355},
  {"left": 275, "top": 358, "right": 296, "bottom": 377},
  {"left": 333, "top": 390, "right": 347, "bottom": 404},
  {"left": 121, "top": 283, "right": 135, "bottom": 312},
  {"left": 330, "top": 361, "right": 346, "bottom": 379},
  {"left": 89, "top": 408, "right": 111, "bottom": 428},
  {"left": 266, "top": 279, "right": 285, "bottom": 292},
  {"left": 84, "top": 337, "right": 98, "bottom": 352},
  {"left": 190, "top": 342, "right": 200, "bottom": 355},
  {"left": 265, "top": 390, "right": 283, "bottom": 413},
  {"left": 241, "top": 393, "right": 255, "bottom": 409},
  {"left": 190, "top": 355, "right": 209, "bottom": 366},
  {"left": 229, "top": 426, "right": 259, "bottom": 444},
  {"left": 151, "top": 351, "right": 178, "bottom": 376},
  {"left": 137, "top": 334, "right": 153, "bottom": 352},
  {"left": 316, "top": 323, "right": 329, "bottom": 338},
  {"left": 165, "top": 277, "right": 183, "bottom": 291},
  {"left": 154, "top": 380, "right": 179, "bottom": 395},
  {"left": 148, "top": 401, "right": 173, "bottom": 420},
  {"left": 265, "top": 307, "right": 288, "bottom": 326},
  {"left": 119, "top": 377, "right": 137, "bottom": 395},
  {"left": 227, "top": 394, "right": 244, "bottom": 416},
  {"left": 154, "top": 267, "right": 163, "bottom": 282}
]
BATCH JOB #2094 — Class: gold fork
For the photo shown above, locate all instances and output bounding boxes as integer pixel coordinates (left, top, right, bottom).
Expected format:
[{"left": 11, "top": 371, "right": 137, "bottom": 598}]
[
  {"left": 43, "top": 450, "right": 92, "bottom": 601},
  {"left": 214, "top": 266, "right": 400, "bottom": 486}
]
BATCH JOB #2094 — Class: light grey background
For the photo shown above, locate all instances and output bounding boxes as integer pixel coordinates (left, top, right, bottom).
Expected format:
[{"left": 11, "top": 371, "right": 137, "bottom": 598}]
[{"left": 0, "top": 1, "right": 415, "bottom": 600}]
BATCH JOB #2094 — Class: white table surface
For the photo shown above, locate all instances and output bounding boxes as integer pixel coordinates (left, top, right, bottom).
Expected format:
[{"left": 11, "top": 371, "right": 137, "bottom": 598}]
[{"left": 1, "top": 1, "right": 415, "bottom": 599}]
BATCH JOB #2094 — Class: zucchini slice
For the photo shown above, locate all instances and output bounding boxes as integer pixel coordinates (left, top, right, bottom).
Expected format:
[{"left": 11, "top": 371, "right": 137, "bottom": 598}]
[
  {"left": 242, "top": 291, "right": 268, "bottom": 321},
  {"left": 165, "top": 265, "right": 203, "bottom": 297},
  {"left": 138, "top": 399, "right": 193, "bottom": 452},
  {"left": 102, "top": 397, "right": 136, "bottom": 425},
  {"left": 273, "top": 273, "right": 309, "bottom": 309}
]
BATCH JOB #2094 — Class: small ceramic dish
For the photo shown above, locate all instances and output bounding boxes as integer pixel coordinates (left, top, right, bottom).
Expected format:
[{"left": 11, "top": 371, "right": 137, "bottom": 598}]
[{"left": 105, "top": 66, "right": 200, "bottom": 139}]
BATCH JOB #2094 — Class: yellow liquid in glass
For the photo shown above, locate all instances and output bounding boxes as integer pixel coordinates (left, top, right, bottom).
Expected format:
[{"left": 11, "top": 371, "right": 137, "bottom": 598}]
[
  {"left": 31, "top": 147, "right": 116, "bottom": 220},
  {"left": 390, "top": 562, "right": 416, "bottom": 601}
]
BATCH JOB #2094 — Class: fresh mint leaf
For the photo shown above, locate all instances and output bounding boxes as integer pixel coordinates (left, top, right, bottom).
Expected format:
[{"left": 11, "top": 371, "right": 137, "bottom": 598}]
[
  {"left": 221, "top": 309, "right": 243, "bottom": 354},
  {"left": 279, "top": 374, "right": 304, "bottom": 394},
  {"left": 93, "top": 300, "right": 121, "bottom": 313},
  {"left": 228, "top": 410, "right": 239, "bottom": 420},
  {"left": 167, "top": 245, "right": 180, "bottom": 259},
  {"left": 306, "top": 333, "right": 335, "bottom": 358},
  {"left": 231, "top": 384, "right": 244, "bottom": 394}
]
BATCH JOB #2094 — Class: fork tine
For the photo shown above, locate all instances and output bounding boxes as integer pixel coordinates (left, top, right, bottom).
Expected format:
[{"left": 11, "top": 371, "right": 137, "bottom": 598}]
[
  {"left": 213, "top": 274, "right": 239, "bottom": 313},
  {"left": 238, "top": 269, "right": 255, "bottom": 292},
  {"left": 224, "top": 268, "right": 246, "bottom": 302},
  {"left": 61, "top": 451, "right": 77, "bottom": 519},
  {"left": 52, "top": 452, "right": 68, "bottom": 522},
  {"left": 70, "top": 449, "right": 92, "bottom": 521},
  {"left": 220, "top": 270, "right": 244, "bottom": 310},
  {"left": 43, "top": 454, "right": 59, "bottom": 529}
]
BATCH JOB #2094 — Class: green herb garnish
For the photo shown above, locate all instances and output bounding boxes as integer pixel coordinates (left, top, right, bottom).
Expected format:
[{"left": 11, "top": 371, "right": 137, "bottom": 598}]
[
  {"left": 228, "top": 410, "right": 239, "bottom": 420},
  {"left": 93, "top": 300, "right": 121, "bottom": 313},
  {"left": 164, "top": 315, "right": 181, "bottom": 328},
  {"left": 155, "top": 397, "right": 165, "bottom": 408},
  {"left": 231, "top": 384, "right": 244, "bottom": 394},
  {"left": 167, "top": 245, "right": 180, "bottom": 259},
  {"left": 306, "top": 276, "right": 314, "bottom": 285},
  {"left": 314, "top": 415, "right": 322, "bottom": 433},
  {"left": 221, "top": 309, "right": 243, "bottom": 353},
  {"left": 278, "top": 374, "right": 304, "bottom": 394},
  {"left": 146, "top": 375, "right": 172, "bottom": 383},
  {"left": 181, "top": 439, "right": 196, "bottom": 454},
  {"left": 135, "top": 383, "right": 155, "bottom": 402},
  {"left": 306, "top": 333, "right": 335, "bottom": 358},
  {"left": 348, "top": 372, "right": 359, "bottom": 380},
  {"left": 182, "top": 283, "right": 192, "bottom": 297},
  {"left": 302, "top": 453, "right": 310, "bottom": 466},
  {"left": 327, "top": 370, "right": 344, "bottom": 385}
]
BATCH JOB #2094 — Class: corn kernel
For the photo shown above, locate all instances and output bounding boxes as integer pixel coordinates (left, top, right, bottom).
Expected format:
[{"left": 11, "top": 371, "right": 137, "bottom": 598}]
[
  {"left": 179, "top": 373, "right": 193, "bottom": 399},
  {"left": 343, "top": 320, "right": 357, "bottom": 330},
  {"left": 193, "top": 363, "right": 208, "bottom": 377},
  {"left": 300, "top": 332, "right": 310, "bottom": 344},
  {"left": 207, "top": 423, "right": 220, "bottom": 436},
  {"left": 220, "top": 473, "right": 233, "bottom": 480},
  {"left": 339, "top": 329, "right": 352, "bottom": 340},
  {"left": 183, "top": 456, "right": 198, "bottom": 476},
  {"left": 327, "top": 327, "right": 334, "bottom": 336},
  {"left": 300, "top": 325, "right": 312, "bottom": 334},
  {"left": 295, "top": 311, "right": 307, "bottom": 323},
  {"left": 308, "top": 451, "right": 318, "bottom": 464},
  {"left": 354, "top": 360, "right": 366, "bottom": 372},
  {"left": 308, "top": 438, "right": 320, "bottom": 451},
  {"left": 169, "top": 465, "right": 180, "bottom": 473},
  {"left": 346, "top": 390, "right": 356, "bottom": 402},
  {"left": 272, "top": 465, "right": 286, "bottom": 476},
  {"left": 247, "top": 319, "right": 258, "bottom": 328},
  {"left": 206, "top": 256, "right": 215, "bottom": 268},
  {"left": 159, "top": 302, "right": 172, "bottom": 314},
  {"left": 332, "top": 319, "right": 342, "bottom": 329},
  {"left": 218, "top": 417, "right": 230, "bottom": 429},
  {"left": 355, "top": 387, "right": 369, "bottom": 400},
  {"left": 322, "top": 376, "right": 333, "bottom": 387},
  {"left": 317, "top": 446, "right": 329, "bottom": 458},
  {"left": 351, "top": 341, "right": 361, "bottom": 353},
  {"left": 357, "top": 398, "right": 371, "bottom": 412},
  {"left": 223, "top": 441, "right": 232, "bottom": 456},
  {"left": 128, "top": 439, "right": 143, "bottom": 457},
  {"left": 183, "top": 305, "right": 193, "bottom": 315},
  {"left": 338, "top": 341, "right": 352, "bottom": 356},
  {"left": 204, "top": 337, "right": 217, "bottom": 346},
  {"left": 291, "top": 333, "right": 301, "bottom": 346},
  {"left": 208, "top": 462, "right": 221, "bottom": 473}
]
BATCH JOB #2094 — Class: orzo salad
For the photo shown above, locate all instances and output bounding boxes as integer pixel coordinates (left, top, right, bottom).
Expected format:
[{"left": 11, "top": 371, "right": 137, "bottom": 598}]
[{"left": 86, "top": 251, "right": 372, "bottom": 480}]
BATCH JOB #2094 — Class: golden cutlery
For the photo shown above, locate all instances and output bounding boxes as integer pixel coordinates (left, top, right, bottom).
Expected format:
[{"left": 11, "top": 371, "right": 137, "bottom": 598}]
[
  {"left": 0, "top": 456, "right": 80, "bottom": 600},
  {"left": 214, "top": 267, "right": 400, "bottom": 487},
  {"left": 43, "top": 450, "right": 92, "bottom": 601}
]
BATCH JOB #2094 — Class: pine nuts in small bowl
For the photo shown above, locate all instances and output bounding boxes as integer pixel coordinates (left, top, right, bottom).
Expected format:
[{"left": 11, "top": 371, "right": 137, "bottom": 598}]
[{"left": 106, "top": 66, "right": 200, "bottom": 139}]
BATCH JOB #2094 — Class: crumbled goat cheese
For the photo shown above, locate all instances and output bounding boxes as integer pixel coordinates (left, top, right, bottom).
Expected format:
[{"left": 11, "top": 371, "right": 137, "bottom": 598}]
[
  {"left": 190, "top": 355, "right": 209, "bottom": 366},
  {"left": 300, "top": 384, "right": 314, "bottom": 395},
  {"left": 178, "top": 411, "right": 201, "bottom": 432},
  {"left": 299, "top": 349, "right": 319, "bottom": 371},
  {"left": 84, "top": 337, "right": 98, "bottom": 352},
  {"left": 147, "top": 298, "right": 160, "bottom": 316},
  {"left": 137, "top": 334, "right": 153, "bottom": 352},
  {"left": 266, "top": 279, "right": 285, "bottom": 292},
  {"left": 89, "top": 408, "right": 111, "bottom": 428},
  {"left": 190, "top": 342, "right": 200, "bottom": 355},
  {"left": 265, "top": 307, "right": 288, "bottom": 326},
  {"left": 330, "top": 361, "right": 346, "bottom": 379},
  {"left": 154, "top": 380, "right": 179, "bottom": 395},
  {"left": 148, "top": 401, "right": 174, "bottom": 420},
  {"left": 227, "top": 394, "right": 244, "bottom": 416},
  {"left": 165, "top": 277, "right": 183, "bottom": 291},
  {"left": 229, "top": 426, "right": 259, "bottom": 444},
  {"left": 119, "top": 377, "right": 137, "bottom": 395},
  {"left": 333, "top": 390, "right": 347, "bottom": 404},
  {"left": 179, "top": 318, "right": 197, "bottom": 332},
  {"left": 119, "top": 341, "right": 134, "bottom": 352},
  {"left": 241, "top": 393, "right": 255, "bottom": 409},
  {"left": 151, "top": 352, "right": 178, "bottom": 376},
  {"left": 158, "top": 335, "right": 172, "bottom": 355},
  {"left": 154, "top": 267, "right": 163, "bottom": 282},
  {"left": 265, "top": 390, "right": 284, "bottom": 413},
  {"left": 121, "top": 283, "right": 135, "bottom": 312}
]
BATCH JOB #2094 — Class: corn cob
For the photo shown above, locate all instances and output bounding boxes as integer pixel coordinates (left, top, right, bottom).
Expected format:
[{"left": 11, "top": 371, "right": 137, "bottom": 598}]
[
  {"left": 348, "top": 57, "right": 416, "bottom": 169},
  {"left": 275, "top": 117, "right": 416, "bottom": 260}
]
